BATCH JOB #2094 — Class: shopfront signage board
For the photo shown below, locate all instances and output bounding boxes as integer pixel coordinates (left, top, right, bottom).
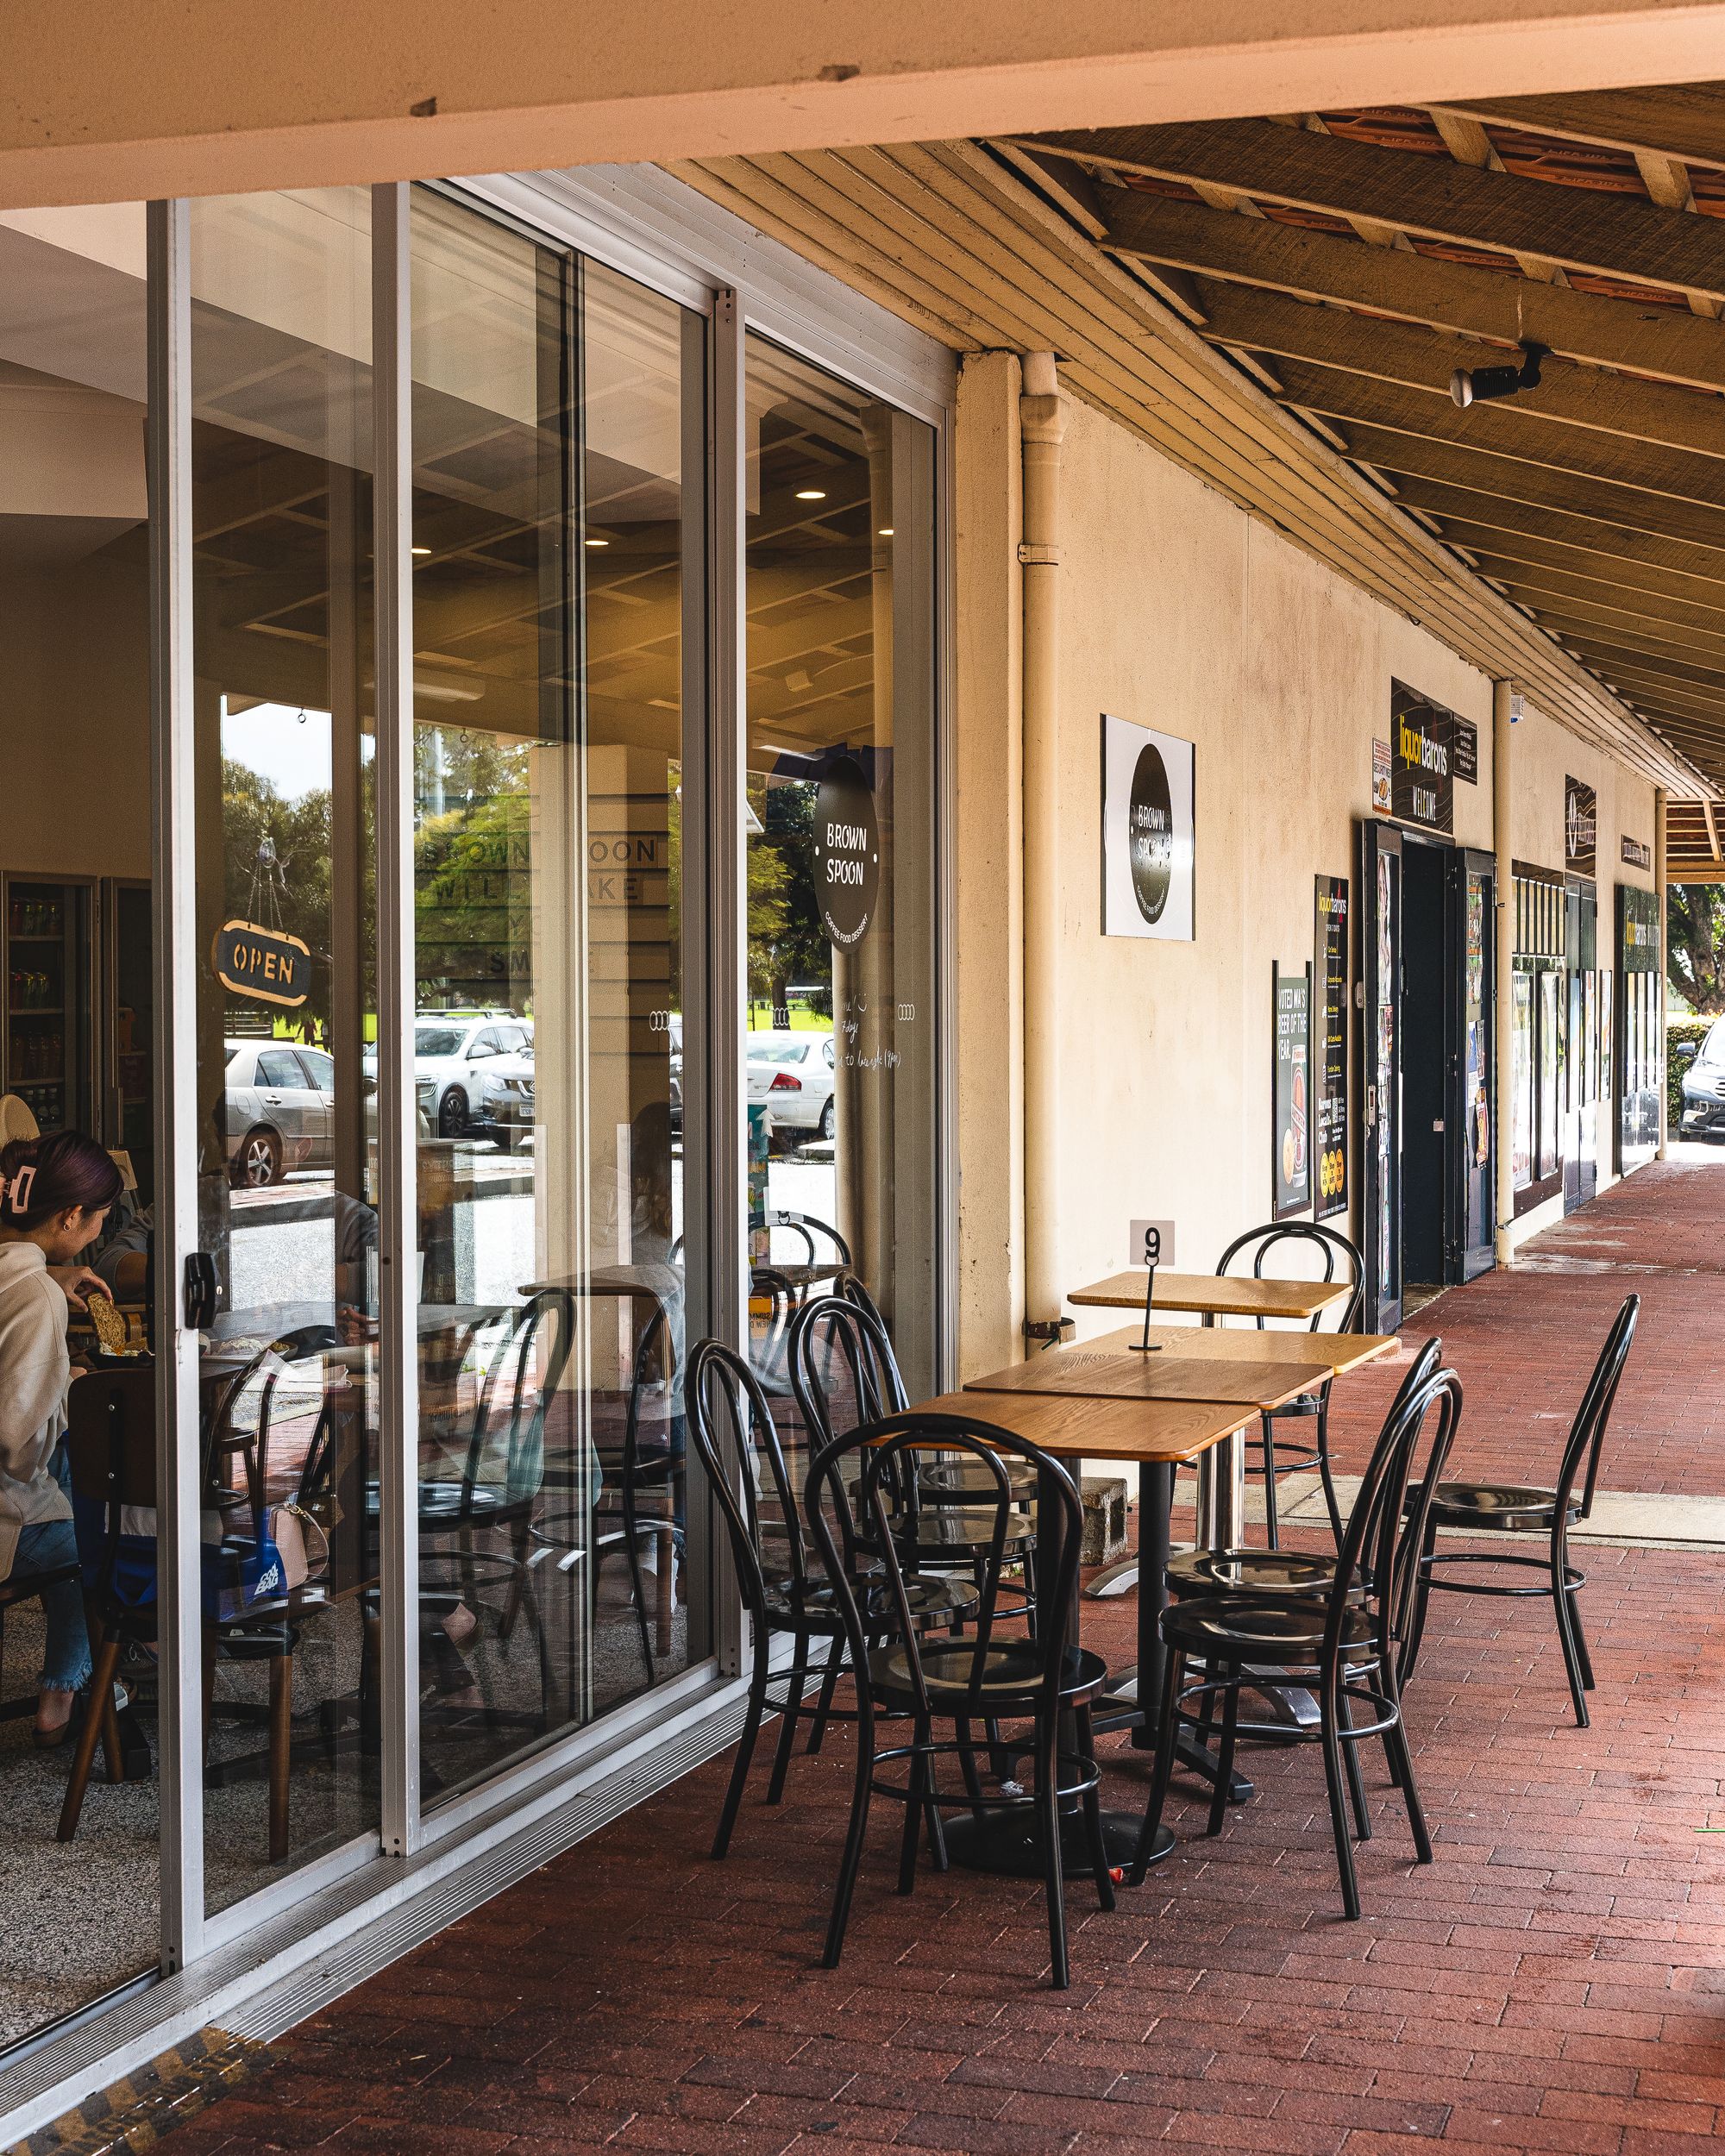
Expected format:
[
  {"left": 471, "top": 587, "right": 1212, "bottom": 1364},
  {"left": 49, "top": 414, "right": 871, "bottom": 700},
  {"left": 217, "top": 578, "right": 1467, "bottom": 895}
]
[
  {"left": 1565, "top": 777, "right": 1597, "bottom": 875},
  {"left": 1452, "top": 718, "right": 1479, "bottom": 786},
  {"left": 1622, "top": 835, "right": 1652, "bottom": 870},
  {"left": 1389, "top": 681, "right": 1455, "bottom": 835},
  {"left": 1371, "top": 738, "right": 1391, "bottom": 813},
  {"left": 1314, "top": 875, "right": 1349, "bottom": 1221},
  {"left": 1271, "top": 960, "right": 1313, "bottom": 1220},
  {"left": 1620, "top": 883, "right": 1661, "bottom": 971},
  {"left": 813, "top": 755, "right": 881, "bottom": 948},
  {"left": 212, "top": 918, "right": 310, "bottom": 1008},
  {"left": 1101, "top": 714, "right": 1195, "bottom": 940}
]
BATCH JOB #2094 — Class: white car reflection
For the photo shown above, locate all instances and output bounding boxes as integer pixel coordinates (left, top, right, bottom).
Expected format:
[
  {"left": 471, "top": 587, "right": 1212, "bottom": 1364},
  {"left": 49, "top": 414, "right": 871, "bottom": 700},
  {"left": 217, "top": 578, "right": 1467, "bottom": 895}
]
[{"left": 746, "top": 1030, "right": 836, "bottom": 1139}]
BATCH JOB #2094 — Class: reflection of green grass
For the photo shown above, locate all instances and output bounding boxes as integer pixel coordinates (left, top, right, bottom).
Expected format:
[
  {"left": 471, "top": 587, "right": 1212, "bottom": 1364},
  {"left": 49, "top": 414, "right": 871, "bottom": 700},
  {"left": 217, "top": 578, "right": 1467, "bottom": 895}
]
[{"left": 747, "top": 1002, "right": 831, "bottom": 1032}]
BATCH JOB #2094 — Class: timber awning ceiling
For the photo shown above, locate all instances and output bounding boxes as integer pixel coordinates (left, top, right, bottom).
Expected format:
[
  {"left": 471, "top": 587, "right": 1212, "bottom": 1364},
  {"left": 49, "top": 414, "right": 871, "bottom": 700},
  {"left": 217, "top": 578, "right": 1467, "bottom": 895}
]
[{"left": 678, "top": 89, "right": 1725, "bottom": 875}]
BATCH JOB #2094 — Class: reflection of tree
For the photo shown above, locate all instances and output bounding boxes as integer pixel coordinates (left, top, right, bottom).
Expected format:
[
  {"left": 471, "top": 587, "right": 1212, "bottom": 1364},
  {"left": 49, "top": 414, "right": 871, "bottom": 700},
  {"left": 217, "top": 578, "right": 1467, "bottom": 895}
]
[
  {"left": 760, "top": 781, "right": 831, "bottom": 1019},
  {"left": 1669, "top": 885, "right": 1725, "bottom": 1012},
  {"left": 223, "top": 759, "right": 333, "bottom": 1037}
]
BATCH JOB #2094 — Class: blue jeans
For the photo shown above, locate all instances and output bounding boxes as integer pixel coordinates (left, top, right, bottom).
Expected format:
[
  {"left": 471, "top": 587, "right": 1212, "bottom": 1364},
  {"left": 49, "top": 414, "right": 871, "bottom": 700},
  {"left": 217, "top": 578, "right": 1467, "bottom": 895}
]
[{"left": 11, "top": 1446, "right": 93, "bottom": 1694}]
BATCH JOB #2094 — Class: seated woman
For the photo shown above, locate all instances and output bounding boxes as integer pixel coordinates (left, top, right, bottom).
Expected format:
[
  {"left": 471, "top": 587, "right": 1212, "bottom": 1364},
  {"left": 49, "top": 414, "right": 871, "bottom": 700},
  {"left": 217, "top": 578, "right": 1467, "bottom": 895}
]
[{"left": 0, "top": 1130, "right": 122, "bottom": 1744}]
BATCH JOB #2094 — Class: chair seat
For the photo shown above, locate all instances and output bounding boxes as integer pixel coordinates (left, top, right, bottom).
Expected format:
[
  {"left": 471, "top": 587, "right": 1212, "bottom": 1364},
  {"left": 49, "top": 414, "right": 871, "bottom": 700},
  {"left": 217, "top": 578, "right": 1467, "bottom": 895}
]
[
  {"left": 916, "top": 1457, "right": 1038, "bottom": 1501},
  {"left": 1167, "top": 1546, "right": 1347, "bottom": 1599},
  {"left": 885, "top": 1509, "right": 1036, "bottom": 1558},
  {"left": 764, "top": 1570, "right": 979, "bottom": 1632},
  {"left": 867, "top": 1639, "right": 1105, "bottom": 1713},
  {"left": 367, "top": 1481, "right": 527, "bottom": 1529},
  {"left": 1419, "top": 1479, "right": 1575, "bottom": 1532},
  {"left": 1163, "top": 1592, "right": 1376, "bottom": 1662}
]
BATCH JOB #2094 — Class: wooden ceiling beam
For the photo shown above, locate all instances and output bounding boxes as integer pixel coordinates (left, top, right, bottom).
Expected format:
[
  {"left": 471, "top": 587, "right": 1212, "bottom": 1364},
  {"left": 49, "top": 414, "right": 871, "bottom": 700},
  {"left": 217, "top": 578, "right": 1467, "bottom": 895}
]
[
  {"left": 1395, "top": 477, "right": 1725, "bottom": 589},
  {"left": 1190, "top": 282, "right": 1725, "bottom": 465},
  {"left": 1426, "top": 85, "right": 1725, "bottom": 176},
  {"left": 1034, "top": 119, "right": 1725, "bottom": 301},
  {"left": 1452, "top": 534, "right": 1725, "bottom": 626},
  {"left": 1502, "top": 592, "right": 1725, "bottom": 667},
  {"left": 1554, "top": 634, "right": 1725, "bottom": 699},
  {"left": 1340, "top": 424, "right": 1725, "bottom": 557},
  {"left": 1263, "top": 359, "right": 1725, "bottom": 512},
  {"left": 1101, "top": 190, "right": 1725, "bottom": 395}
]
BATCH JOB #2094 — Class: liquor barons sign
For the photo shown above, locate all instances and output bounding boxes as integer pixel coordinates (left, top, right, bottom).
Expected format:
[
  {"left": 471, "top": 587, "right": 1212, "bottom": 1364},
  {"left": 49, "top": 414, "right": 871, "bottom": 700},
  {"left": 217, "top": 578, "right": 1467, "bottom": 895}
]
[
  {"left": 1389, "top": 682, "right": 1454, "bottom": 835},
  {"left": 212, "top": 919, "right": 310, "bottom": 1008}
]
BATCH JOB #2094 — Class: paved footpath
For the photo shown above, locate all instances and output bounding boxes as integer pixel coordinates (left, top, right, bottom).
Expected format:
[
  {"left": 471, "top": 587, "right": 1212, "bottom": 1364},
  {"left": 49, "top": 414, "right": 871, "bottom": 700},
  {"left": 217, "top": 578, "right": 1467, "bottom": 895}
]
[{"left": 157, "top": 1157, "right": 1725, "bottom": 2156}]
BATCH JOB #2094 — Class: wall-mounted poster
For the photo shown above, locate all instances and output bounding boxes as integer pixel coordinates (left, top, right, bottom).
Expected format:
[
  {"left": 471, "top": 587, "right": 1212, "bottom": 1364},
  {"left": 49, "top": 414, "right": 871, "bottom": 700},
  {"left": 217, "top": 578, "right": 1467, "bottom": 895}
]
[
  {"left": 1101, "top": 714, "right": 1195, "bottom": 940},
  {"left": 1371, "top": 738, "right": 1392, "bottom": 813},
  {"left": 1314, "top": 877, "right": 1349, "bottom": 1220},
  {"left": 1272, "top": 960, "right": 1313, "bottom": 1220},
  {"left": 1565, "top": 776, "right": 1597, "bottom": 875}
]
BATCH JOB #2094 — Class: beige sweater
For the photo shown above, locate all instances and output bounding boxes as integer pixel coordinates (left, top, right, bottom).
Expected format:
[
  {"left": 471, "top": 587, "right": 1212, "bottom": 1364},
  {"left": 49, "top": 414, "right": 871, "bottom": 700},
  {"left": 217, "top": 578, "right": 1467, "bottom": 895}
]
[{"left": 0, "top": 1242, "right": 71, "bottom": 1581}]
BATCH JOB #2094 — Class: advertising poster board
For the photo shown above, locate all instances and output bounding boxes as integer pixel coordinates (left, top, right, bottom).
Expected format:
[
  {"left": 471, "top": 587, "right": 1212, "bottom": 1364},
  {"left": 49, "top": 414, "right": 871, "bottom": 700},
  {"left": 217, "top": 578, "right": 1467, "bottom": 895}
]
[
  {"left": 1272, "top": 960, "right": 1313, "bottom": 1220},
  {"left": 1101, "top": 714, "right": 1195, "bottom": 940},
  {"left": 1314, "top": 876, "right": 1349, "bottom": 1220}
]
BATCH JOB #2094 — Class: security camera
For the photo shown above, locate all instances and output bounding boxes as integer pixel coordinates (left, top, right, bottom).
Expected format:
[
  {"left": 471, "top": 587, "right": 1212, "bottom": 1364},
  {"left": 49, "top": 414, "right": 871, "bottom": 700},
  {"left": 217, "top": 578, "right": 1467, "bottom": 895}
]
[{"left": 1451, "top": 342, "right": 1547, "bottom": 410}]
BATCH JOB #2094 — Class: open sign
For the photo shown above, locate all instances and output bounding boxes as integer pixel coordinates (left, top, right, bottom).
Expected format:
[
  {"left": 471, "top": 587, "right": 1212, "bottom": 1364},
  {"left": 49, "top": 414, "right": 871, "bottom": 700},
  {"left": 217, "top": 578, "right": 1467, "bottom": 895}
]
[{"left": 212, "top": 919, "right": 310, "bottom": 1008}]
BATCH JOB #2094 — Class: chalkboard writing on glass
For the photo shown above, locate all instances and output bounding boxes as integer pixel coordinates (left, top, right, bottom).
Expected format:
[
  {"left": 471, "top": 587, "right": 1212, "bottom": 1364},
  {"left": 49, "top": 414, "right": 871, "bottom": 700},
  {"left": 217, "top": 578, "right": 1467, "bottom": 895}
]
[
  {"left": 1314, "top": 877, "right": 1349, "bottom": 1222},
  {"left": 1272, "top": 959, "right": 1313, "bottom": 1221}
]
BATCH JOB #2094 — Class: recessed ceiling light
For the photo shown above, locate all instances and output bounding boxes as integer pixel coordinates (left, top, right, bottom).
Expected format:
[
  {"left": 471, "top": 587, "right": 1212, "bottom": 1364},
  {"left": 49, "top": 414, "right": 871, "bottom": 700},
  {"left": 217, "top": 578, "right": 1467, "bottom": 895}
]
[
  {"left": 795, "top": 488, "right": 826, "bottom": 501},
  {"left": 411, "top": 545, "right": 432, "bottom": 557},
  {"left": 877, "top": 527, "right": 894, "bottom": 536},
  {"left": 585, "top": 536, "right": 609, "bottom": 548}
]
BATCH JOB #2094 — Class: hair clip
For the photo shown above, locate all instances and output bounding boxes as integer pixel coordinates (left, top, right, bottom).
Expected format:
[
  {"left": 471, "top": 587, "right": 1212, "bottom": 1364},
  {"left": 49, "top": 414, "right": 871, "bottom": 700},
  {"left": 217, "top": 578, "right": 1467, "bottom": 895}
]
[{"left": 8, "top": 1166, "right": 34, "bottom": 1214}]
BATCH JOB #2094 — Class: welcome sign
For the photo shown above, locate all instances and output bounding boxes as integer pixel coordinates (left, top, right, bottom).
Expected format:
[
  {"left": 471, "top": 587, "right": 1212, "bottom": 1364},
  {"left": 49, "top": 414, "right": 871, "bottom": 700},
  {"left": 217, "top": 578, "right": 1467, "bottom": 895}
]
[{"left": 1389, "top": 682, "right": 1456, "bottom": 836}]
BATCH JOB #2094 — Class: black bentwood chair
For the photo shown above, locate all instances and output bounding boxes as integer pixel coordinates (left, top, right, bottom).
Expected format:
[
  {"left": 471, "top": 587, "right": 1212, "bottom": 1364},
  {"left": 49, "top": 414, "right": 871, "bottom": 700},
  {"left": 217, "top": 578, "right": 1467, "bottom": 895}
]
[
  {"left": 1131, "top": 1364, "right": 1462, "bottom": 1919},
  {"left": 688, "top": 1339, "right": 975, "bottom": 1857},
  {"left": 789, "top": 1296, "right": 1038, "bottom": 1610},
  {"left": 806, "top": 1413, "right": 1114, "bottom": 1990},
  {"left": 1402, "top": 1294, "right": 1639, "bottom": 1729},
  {"left": 1166, "top": 1338, "right": 1445, "bottom": 1638},
  {"left": 1216, "top": 1222, "right": 1364, "bottom": 1550}
]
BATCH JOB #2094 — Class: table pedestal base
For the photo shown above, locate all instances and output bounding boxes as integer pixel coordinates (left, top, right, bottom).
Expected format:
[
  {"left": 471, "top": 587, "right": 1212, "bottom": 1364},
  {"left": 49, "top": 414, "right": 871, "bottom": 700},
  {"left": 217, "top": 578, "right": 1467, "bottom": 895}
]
[{"left": 942, "top": 1806, "right": 1173, "bottom": 1877}]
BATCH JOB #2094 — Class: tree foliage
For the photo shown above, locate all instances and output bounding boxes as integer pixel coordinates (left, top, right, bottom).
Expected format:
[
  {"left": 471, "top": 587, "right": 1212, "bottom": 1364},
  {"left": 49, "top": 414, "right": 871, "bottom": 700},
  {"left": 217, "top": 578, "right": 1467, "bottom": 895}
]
[
  {"left": 1668, "top": 883, "right": 1725, "bottom": 1014},
  {"left": 222, "top": 758, "right": 334, "bottom": 1037}
]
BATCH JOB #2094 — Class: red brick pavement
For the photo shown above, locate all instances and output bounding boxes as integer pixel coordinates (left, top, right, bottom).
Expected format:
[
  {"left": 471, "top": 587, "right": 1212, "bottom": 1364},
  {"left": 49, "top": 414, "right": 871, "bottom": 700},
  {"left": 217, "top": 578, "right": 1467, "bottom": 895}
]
[
  {"left": 1325, "top": 1152, "right": 1725, "bottom": 1498},
  {"left": 155, "top": 1158, "right": 1725, "bottom": 2156}
]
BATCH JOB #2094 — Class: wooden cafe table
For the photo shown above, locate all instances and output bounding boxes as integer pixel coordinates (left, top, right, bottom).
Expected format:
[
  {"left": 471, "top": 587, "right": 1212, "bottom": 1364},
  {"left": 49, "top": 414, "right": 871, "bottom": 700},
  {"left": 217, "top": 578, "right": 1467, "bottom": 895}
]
[
  {"left": 1066, "top": 1269, "right": 1370, "bottom": 1557},
  {"left": 902, "top": 1384, "right": 1255, "bottom": 1875}
]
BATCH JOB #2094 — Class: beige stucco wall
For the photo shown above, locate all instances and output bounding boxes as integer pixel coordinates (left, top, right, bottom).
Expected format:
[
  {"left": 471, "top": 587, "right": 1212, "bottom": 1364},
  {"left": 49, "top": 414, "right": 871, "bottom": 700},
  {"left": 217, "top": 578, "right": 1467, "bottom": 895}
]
[
  {"left": 1501, "top": 697, "right": 1658, "bottom": 1244},
  {"left": 954, "top": 380, "right": 1663, "bottom": 1373}
]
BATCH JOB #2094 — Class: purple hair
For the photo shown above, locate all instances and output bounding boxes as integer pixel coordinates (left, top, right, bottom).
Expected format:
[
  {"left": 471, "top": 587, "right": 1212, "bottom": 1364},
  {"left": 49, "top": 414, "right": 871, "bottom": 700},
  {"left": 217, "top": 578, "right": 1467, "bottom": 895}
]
[{"left": 0, "top": 1131, "right": 123, "bottom": 1232}]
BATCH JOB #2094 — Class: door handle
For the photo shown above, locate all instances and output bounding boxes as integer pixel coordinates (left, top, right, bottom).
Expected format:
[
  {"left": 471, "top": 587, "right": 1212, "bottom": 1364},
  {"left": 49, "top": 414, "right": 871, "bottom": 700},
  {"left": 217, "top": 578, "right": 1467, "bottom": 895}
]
[{"left": 183, "top": 1251, "right": 217, "bottom": 1332}]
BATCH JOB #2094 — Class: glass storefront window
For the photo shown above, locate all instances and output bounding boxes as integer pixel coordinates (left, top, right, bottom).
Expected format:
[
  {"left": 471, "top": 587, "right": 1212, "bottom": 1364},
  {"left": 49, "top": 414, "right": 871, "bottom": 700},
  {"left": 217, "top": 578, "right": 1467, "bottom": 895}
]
[
  {"left": 409, "top": 191, "right": 706, "bottom": 1803},
  {"left": 0, "top": 199, "right": 156, "bottom": 2050},
  {"left": 741, "top": 334, "right": 938, "bottom": 1424},
  {"left": 190, "top": 187, "right": 380, "bottom": 1912}
]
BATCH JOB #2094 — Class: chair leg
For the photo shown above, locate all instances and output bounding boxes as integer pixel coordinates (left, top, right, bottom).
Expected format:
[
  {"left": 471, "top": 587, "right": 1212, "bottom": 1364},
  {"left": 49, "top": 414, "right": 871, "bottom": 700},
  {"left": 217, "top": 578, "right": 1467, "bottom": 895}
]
[
  {"left": 712, "top": 1633, "right": 771, "bottom": 1859},
  {"left": 57, "top": 1637, "right": 122, "bottom": 1843},
  {"left": 1400, "top": 1521, "right": 1440, "bottom": 1685},
  {"left": 1379, "top": 1664, "right": 1433, "bottom": 1864},
  {"left": 899, "top": 1717, "right": 930, "bottom": 1893},
  {"left": 621, "top": 1505, "right": 656, "bottom": 1687},
  {"left": 1314, "top": 1395, "right": 1346, "bottom": 1549},
  {"left": 765, "top": 1639, "right": 807, "bottom": 1806},
  {"left": 1550, "top": 1551, "right": 1591, "bottom": 1730},
  {"left": 806, "top": 1649, "right": 842, "bottom": 1756},
  {"left": 1319, "top": 1670, "right": 1362, "bottom": 1920},
  {"left": 1338, "top": 1676, "right": 1371, "bottom": 1841},
  {"left": 1568, "top": 1589, "right": 1596, "bottom": 1692},
  {"left": 1035, "top": 1714, "right": 1070, "bottom": 1990},
  {"left": 1207, "top": 1670, "right": 1240, "bottom": 1839},
  {"left": 268, "top": 1654, "right": 292, "bottom": 1864},
  {"left": 1076, "top": 1705, "right": 1115, "bottom": 1913},
  {"left": 823, "top": 1698, "right": 875, "bottom": 1969},
  {"left": 1128, "top": 1645, "right": 1183, "bottom": 1888},
  {"left": 656, "top": 1519, "right": 675, "bottom": 1657},
  {"left": 1260, "top": 1415, "right": 1280, "bottom": 1551}
]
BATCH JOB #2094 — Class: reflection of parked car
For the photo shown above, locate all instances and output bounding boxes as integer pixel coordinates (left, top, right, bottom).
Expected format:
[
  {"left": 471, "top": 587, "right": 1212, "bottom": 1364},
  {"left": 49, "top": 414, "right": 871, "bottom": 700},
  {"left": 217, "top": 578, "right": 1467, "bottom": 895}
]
[
  {"left": 746, "top": 1029, "right": 836, "bottom": 1140},
  {"left": 410, "top": 1016, "right": 536, "bottom": 1146},
  {"left": 225, "top": 1040, "right": 335, "bottom": 1188},
  {"left": 1680, "top": 1018, "right": 1725, "bottom": 1137}
]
